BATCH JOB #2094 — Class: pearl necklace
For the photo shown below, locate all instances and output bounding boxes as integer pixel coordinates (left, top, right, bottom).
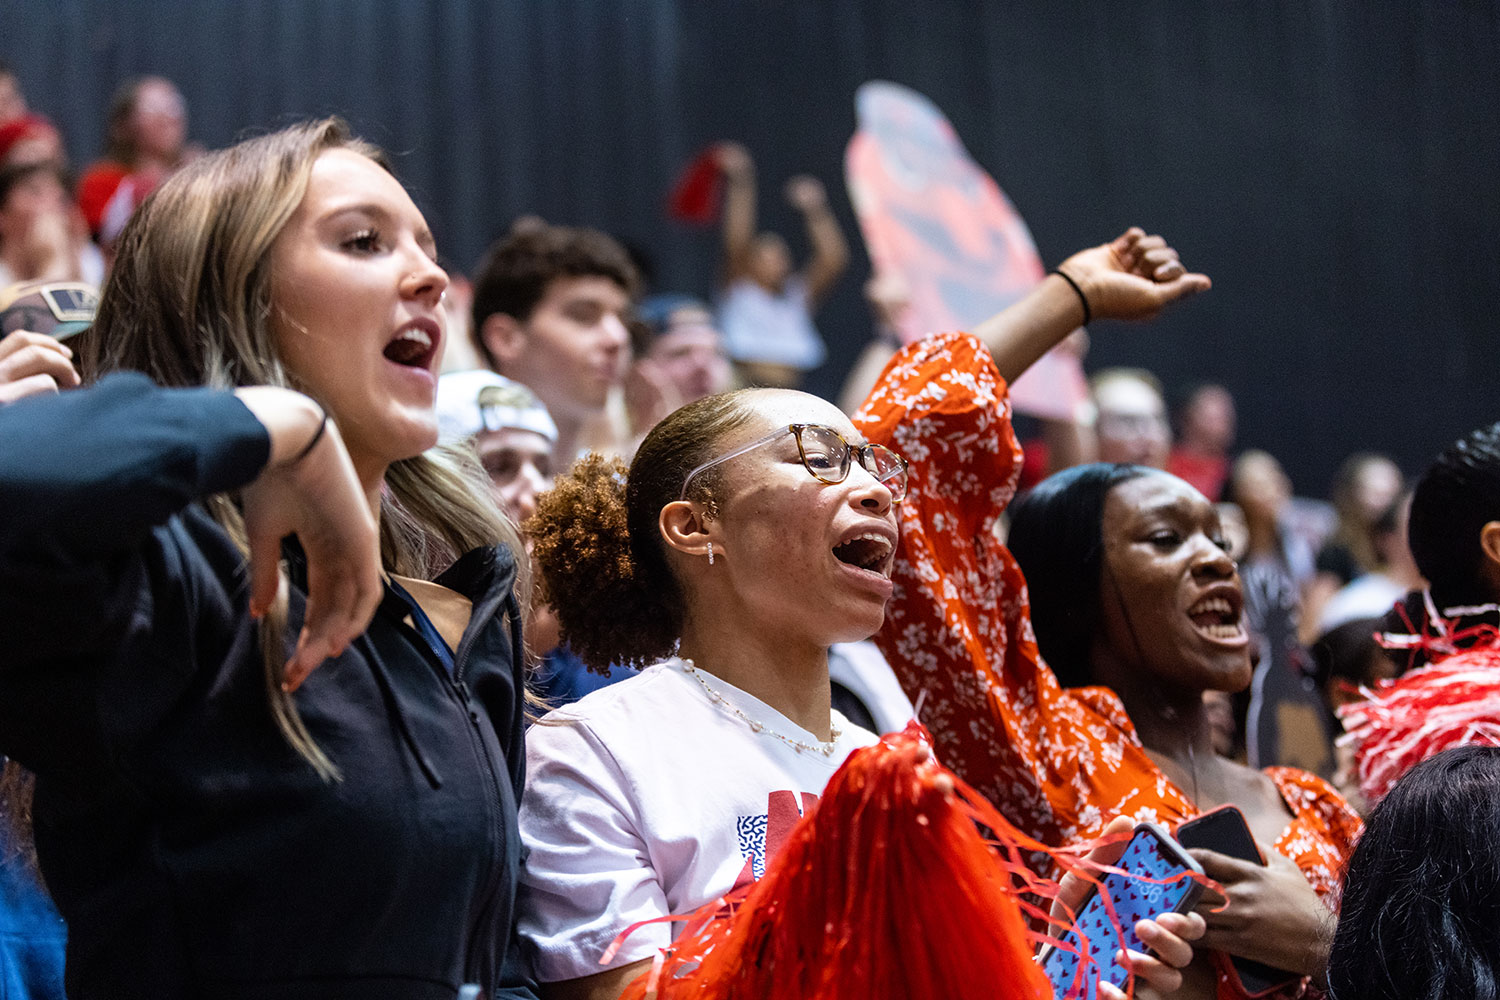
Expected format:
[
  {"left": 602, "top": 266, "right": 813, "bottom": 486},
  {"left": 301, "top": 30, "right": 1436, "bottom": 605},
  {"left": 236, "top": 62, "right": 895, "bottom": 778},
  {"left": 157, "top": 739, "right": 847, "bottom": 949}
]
[{"left": 680, "top": 659, "right": 842, "bottom": 757}]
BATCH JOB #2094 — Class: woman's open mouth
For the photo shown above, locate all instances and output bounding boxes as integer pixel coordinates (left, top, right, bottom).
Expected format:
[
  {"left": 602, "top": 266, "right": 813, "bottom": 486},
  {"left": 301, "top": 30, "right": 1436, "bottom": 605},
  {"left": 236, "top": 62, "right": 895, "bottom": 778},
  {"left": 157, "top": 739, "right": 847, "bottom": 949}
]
[
  {"left": 833, "top": 531, "right": 895, "bottom": 576},
  {"left": 384, "top": 321, "right": 439, "bottom": 370},
  {"left": 1186, "top": 595, "right": 1246, "bottom": 642}
]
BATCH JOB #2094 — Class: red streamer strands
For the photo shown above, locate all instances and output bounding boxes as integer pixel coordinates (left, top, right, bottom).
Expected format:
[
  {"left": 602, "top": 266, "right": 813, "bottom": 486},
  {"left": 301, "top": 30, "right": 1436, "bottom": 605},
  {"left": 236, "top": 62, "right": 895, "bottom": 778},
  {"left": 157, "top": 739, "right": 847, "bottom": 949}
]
[
  {"left": 1340, "top": 640, "right": 1500, "bottom": 805},
  {"left": 615, "top": 722, "right": 1166, "bottom": 1000}
]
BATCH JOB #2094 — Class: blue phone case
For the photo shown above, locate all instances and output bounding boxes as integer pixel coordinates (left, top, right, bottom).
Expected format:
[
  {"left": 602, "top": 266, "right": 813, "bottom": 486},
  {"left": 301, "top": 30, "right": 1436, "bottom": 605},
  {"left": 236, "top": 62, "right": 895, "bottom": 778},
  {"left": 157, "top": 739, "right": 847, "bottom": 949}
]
[{"left": 1039, "top": 822, "right": 1204, "bottom": 999}]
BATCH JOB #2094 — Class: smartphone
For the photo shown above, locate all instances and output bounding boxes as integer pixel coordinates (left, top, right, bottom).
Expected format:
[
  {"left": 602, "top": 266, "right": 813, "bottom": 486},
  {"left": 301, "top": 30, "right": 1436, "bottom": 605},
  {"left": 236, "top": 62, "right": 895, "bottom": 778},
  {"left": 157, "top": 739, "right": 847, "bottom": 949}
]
[
  {"left": 1039, "top": 821, "right": 1205, "bottom": 1000},
  {"left": 1175, "top": 806, "right": 1299, "bottom": 997}
]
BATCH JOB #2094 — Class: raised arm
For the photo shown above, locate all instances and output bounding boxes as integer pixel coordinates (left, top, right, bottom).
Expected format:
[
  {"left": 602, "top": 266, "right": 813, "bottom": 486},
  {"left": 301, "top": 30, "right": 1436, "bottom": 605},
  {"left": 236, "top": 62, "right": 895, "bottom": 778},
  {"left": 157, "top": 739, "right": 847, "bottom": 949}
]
[
  {"left": 716, "top": 142, "right": 756, "bottom": 282},
  {"left": 786, "top": 175, "right": 849, "bottom": 307},
  {"left": 0, "top": 375, "right": 380, "bottom": 687},
  {"left": 975, "top": 227, "right": 1209, "bottom": 383},
  {"left": 853, "top": 228, "right": 1210, "bottom": 845}
]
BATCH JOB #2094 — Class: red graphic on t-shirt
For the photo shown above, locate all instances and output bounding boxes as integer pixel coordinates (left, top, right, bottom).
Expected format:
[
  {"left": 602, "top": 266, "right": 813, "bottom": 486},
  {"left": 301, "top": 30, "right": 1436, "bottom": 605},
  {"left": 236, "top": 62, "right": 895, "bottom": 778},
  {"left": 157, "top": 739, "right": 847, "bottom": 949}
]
[{"left": 732, "top": 790, "right": 818, "bottom": 890}]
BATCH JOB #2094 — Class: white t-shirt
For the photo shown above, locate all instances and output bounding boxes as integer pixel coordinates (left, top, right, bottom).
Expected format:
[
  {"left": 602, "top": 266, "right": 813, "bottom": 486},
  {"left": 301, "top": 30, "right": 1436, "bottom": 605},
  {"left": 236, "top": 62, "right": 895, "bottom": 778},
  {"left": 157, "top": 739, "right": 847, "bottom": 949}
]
[
  {"left": 517, "top": 659, "right": 878, "bottom": 982},
  {"left": 717, "top": 275, "right": 827, "bottom": 370}
]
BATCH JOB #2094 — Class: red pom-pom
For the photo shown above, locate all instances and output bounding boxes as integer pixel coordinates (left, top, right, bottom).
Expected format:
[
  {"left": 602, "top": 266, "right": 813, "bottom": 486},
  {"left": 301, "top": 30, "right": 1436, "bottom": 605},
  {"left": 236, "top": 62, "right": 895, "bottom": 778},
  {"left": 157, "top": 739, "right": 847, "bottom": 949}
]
[
  {"left": 1340, "top": 642, "right": 1500, "bottom": 805},
  {"left": 615, "top": 722, "right": 1154, "bottom": 1000}
]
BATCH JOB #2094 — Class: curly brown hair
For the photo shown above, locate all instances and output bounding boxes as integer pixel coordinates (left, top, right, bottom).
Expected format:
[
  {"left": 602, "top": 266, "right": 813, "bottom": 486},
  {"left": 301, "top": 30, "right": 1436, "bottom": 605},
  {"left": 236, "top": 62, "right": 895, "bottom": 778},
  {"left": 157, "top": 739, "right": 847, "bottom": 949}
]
[{"left": 528, "top": 390, "right": 760, "bottom": 670}]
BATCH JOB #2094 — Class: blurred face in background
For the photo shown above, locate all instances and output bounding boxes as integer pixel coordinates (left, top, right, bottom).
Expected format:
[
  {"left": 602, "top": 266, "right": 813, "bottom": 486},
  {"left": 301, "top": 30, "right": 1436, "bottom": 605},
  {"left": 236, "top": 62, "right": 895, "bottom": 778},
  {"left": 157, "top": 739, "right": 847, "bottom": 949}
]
[
  {"left": 1351, "top": 457, "right": 1403, "bottom": 527},
  {"left": 1180, "top": 385, "right": 1236, "bottom": 454},
  {"left": 0, "top": 164, "right": 68, "bottom": 246},
  {"left": 496, "top": 274, "right": 631, "bottom": 425},
  {"left": 1230, "top": 450, "right": 1292, "bottom": 529},
  {"left": 0, "top": 73, "right": 25, "bottom": 126},
  {"left": 646, "top": 305, "right": 732, "bottom": 404},
  {"left": 475, "top": 426, "right": 554, "bottom": 525},
  {"left": 1095, "top": 373, "right": 1170, "bottom": 468},
  {"left": 131, "top": 77, "right": 186, "bottom": 163},
  {"left": 747, "top": 233, "right": 792, "bottom": 290}
]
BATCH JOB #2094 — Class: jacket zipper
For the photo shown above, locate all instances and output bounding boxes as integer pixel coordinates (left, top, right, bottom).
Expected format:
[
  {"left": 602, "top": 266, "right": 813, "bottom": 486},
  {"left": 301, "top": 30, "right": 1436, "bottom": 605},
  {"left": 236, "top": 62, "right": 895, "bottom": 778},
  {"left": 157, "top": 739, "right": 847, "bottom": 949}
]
[{"left": 451, "top": 586, "right": 515, "bottom": 986}]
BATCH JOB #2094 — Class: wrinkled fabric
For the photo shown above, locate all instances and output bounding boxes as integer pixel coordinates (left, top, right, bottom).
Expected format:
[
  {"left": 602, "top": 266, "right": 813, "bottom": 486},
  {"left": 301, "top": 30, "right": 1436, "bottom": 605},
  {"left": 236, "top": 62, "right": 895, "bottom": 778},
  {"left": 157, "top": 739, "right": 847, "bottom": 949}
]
[{"left": 855, "top": 333, "right": 1362, "bottom": 999}]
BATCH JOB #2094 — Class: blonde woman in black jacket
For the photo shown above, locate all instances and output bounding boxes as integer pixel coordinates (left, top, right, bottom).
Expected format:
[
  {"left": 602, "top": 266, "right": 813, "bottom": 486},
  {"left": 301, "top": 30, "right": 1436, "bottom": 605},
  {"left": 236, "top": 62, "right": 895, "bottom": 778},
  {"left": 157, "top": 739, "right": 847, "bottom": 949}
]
[{"left": 0, "top": 120, "right": 535, "bottom": 999}]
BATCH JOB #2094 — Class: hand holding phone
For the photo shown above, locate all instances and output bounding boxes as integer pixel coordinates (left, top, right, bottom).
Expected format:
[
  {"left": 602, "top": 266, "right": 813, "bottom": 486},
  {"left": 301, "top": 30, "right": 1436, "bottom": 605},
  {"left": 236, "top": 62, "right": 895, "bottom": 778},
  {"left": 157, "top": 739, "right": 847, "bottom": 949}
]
[
  {"left": 1176, "top": 809, "right": 1320, "bottom": 995},
  {"left": 1040, "top": 821, "right": 1205, "bottom": 999}
]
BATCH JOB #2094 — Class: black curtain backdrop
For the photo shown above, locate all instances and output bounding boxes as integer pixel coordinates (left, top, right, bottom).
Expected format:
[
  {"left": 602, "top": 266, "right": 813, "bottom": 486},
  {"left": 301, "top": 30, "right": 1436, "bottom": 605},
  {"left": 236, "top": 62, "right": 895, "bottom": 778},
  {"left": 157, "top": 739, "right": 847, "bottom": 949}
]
[{"left": 8, "top": 0, "right": 1498, "bottom": 494}]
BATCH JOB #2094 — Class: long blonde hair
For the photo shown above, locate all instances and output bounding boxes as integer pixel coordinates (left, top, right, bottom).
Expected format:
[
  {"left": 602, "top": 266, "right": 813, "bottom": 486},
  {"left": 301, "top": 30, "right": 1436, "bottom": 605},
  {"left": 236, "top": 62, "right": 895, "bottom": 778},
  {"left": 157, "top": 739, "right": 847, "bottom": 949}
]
[{"left": 75, "top": 118, "right": 527, "bottom": 779}]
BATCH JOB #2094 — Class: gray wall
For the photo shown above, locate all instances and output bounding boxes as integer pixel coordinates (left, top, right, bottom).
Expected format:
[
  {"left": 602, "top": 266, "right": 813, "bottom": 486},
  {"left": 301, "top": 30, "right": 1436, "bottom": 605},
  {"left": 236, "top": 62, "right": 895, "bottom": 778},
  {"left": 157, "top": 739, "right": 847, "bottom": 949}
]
[{"left": 8, "top": 0, "right": 1499, "bottom": 493}]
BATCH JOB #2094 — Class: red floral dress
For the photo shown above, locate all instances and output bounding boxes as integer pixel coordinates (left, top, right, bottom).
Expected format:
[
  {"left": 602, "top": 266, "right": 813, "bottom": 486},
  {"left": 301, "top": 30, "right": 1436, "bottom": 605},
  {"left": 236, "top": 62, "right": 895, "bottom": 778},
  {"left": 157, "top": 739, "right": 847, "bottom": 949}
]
[{"left": 854, "top": 333, "right": 1362, "bottom": 1000}]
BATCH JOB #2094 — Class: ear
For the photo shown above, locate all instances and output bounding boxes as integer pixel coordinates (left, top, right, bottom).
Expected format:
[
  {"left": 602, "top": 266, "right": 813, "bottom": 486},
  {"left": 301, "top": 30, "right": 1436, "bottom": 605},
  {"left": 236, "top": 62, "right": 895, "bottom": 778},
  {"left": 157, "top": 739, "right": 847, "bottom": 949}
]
[
  {"left": 1480, "top": 520, "right": 1500, "bottom": 574},
  {"left": 659, "top": 499, "right": 716, "bottom": 561},
  {"left": 480, "top": 313, "right": 527, "bottom": 369}
]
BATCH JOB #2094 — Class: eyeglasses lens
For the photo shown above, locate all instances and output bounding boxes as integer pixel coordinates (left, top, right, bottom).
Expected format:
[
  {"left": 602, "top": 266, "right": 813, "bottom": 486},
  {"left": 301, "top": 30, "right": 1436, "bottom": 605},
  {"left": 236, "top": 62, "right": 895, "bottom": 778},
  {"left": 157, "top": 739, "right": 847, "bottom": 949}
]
[
  {"left": 868, "top": 447, "right": 907, "bottom": 500},
  {"left": 796, "top": 425, "right": 851, "bottom": 484}
]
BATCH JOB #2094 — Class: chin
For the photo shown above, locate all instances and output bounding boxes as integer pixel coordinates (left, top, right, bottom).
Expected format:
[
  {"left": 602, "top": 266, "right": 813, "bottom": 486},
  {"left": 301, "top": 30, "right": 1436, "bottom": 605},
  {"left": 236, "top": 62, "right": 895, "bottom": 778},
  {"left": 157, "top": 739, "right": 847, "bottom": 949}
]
[
  {"left": 1206, "top": 662, "right": 1254, "bottom": 694},
  {"left": 826, "top": 607, "right": 888, "bottom": 646},
  {"left": 381, "top": 415, "right": 441, "bottom": 463}
]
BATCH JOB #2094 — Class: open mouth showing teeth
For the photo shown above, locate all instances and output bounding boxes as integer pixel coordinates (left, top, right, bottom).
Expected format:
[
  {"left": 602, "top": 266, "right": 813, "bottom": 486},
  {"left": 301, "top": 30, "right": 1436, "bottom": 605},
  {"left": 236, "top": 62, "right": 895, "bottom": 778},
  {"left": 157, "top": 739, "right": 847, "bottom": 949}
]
[
  {"left": 1186, "top": 596, "right": 1243, "bottom": 639},
  {"left": 384, "top": 328, "right": 435, "bottom": 368},
  {"left": 833, "top": 532, "right": 893, "bottom": 572}
]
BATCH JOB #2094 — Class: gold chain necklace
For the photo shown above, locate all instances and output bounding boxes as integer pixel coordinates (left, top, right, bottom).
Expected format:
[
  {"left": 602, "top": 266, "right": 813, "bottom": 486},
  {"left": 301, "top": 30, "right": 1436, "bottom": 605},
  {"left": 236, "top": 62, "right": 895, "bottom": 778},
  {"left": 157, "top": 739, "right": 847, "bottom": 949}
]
[{"left": 679, "top": 659, "right": 842, "bottom": 757}]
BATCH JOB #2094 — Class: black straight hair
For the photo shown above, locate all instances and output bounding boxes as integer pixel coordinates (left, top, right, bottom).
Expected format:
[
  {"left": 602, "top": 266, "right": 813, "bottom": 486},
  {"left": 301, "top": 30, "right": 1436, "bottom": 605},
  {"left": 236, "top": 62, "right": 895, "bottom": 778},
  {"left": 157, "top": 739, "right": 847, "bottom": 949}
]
[
  {"left": 1007, "top": 463, "right": 1153, "bottom": 688},
  {"left": 1328, "top": 744, "right": 1500, "bottom": 1000}
]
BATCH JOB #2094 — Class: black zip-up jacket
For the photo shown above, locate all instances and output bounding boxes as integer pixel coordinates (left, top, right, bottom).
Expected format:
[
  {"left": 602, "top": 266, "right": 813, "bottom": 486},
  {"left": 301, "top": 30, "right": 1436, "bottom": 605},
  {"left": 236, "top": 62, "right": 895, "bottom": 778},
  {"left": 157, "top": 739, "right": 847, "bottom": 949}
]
[{"left": 0, "top": 374, "right": 537, "bottom": 999}]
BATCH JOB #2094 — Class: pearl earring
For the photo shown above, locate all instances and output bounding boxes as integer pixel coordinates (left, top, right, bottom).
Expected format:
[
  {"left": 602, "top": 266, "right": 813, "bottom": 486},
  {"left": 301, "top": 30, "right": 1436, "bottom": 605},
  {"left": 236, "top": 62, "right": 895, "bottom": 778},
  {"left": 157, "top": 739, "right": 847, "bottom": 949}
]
[{"left": 707, "top": 541, "right": 715, "bottom": 565}]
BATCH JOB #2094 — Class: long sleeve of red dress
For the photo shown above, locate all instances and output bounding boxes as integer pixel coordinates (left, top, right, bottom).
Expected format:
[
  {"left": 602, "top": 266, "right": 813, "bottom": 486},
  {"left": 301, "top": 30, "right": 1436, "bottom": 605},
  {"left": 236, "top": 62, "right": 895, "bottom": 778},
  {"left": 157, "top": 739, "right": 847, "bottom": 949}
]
[{"left": 853, "top": 331, "right": 1361, "bottom": 908}]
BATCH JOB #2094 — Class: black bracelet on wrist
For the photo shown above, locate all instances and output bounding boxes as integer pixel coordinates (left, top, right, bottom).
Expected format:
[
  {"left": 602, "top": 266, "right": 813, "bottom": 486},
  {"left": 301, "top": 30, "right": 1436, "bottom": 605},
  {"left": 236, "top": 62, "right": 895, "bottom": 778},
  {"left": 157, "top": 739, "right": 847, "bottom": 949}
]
[
  {"left": 1050, "top": 268, "right": 1092, "bottom": 327},
  {"left": 290, "top": 409, "right": 329, "bottom": 465}
]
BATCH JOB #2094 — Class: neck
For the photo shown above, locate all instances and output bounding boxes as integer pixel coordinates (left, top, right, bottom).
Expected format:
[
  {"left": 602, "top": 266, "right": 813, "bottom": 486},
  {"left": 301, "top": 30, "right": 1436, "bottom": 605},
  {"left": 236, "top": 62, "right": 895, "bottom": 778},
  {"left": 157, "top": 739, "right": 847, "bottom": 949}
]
[
  {"left": 1118, "top": 675, "right": 1226, "bottom": 806},
  {"left": 348, "top": 453, "right": 387, "bottom": 544},
  {"left": 550, "top": 417, "right": 581, "bottom": 470},
  {"left": 677, "top": 610, "right": 833, "bottom": 740},
  {"left": 136, "top": 151, "right": 175, "bottom": 173},
  {"left": 1094, "top": 646, "right": 1218, "bottom": 782},
  {"left": 1127, "top": 690, "right": 1215, "bottom": 762}
]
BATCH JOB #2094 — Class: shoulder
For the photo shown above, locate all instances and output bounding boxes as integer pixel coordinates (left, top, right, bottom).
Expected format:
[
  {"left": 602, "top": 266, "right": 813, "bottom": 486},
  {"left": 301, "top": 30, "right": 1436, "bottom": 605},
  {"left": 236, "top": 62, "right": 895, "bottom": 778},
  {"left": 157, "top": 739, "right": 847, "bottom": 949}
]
[
  {"left": 538, "top": 661, "right": 684, "bottom": 719},
  {"left": 76, "top": 161, "right": 131, "bottom": 228},
  {"left": 527, "top": 663, "right": 688, "bottom": 757},
  {"left": 77, "top": 159, "right": 129, "bottom": 193},
  {"left": 1263, "top": 766, "right": 1362, "bottom": 834}
]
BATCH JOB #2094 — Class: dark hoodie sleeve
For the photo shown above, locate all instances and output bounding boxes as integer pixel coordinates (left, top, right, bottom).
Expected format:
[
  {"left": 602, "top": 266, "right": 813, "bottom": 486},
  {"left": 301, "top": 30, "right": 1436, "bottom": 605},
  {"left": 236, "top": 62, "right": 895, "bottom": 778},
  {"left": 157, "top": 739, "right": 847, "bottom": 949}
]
[
  {"left": 0, "top": 373, "right": 270, "bottom": 669},
  {"left": 0, "top": 372, "right": 269, "bottom": 557}
]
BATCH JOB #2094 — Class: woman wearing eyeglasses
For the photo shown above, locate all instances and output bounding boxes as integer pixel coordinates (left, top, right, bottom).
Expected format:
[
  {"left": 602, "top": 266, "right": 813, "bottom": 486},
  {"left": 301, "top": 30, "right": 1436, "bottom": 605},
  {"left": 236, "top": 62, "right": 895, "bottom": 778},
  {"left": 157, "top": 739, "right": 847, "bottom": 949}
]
[
  {"left": 520, "top": 348, "right": 1204, "bottom": 997},
  {"left": 518, "top": 390, "right": 900, "bottom": 998}
]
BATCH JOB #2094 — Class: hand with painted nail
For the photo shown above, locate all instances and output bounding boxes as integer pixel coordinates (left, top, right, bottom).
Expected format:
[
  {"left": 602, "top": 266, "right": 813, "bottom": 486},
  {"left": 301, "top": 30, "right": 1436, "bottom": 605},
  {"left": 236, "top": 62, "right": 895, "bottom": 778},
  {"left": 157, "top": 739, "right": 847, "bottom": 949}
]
[
  {"left": 1054, "top": 816, "right": 1207, "bottom": 999},
  {"left": 235, "top": 386, "right": 382, "bottom": 692}
]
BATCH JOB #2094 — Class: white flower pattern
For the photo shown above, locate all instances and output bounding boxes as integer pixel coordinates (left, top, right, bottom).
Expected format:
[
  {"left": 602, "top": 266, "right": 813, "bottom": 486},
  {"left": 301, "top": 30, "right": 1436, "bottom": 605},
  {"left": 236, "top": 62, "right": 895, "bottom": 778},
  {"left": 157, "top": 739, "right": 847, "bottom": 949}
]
[{"left": 855, "top": 333, "right": 1362, "bottom": 1000}]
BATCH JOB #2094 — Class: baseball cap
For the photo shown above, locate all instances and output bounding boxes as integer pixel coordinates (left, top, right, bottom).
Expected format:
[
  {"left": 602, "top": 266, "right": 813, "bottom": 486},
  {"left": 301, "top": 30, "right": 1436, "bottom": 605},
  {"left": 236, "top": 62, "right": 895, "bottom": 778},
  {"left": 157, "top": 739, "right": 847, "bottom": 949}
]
[
  {"left": 435, "top": 370, "right": 558, "bottom": 446},
  {"left": 0, "top": 280, "right": 99, "bottom": 340}
]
